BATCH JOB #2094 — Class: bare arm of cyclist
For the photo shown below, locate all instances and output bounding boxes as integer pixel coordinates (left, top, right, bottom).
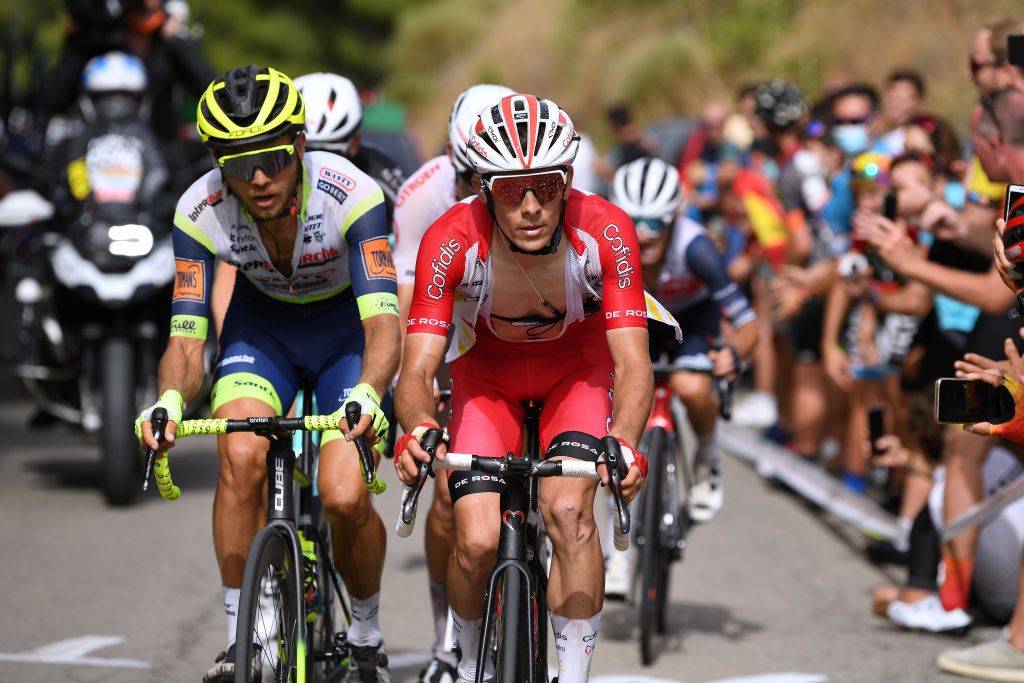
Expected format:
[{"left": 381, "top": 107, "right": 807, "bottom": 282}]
[
  {"left": 138, "top": 335, "right": 206, "bottom": 449},
  {"left": 346, "top": 312, "right": 401, "bottom": 441},
  {"left": 395, "top": 332, "right": 448, "bottom": 480},
  {"left": 606, "top": 326, "right": 652, "bottom": 501}
]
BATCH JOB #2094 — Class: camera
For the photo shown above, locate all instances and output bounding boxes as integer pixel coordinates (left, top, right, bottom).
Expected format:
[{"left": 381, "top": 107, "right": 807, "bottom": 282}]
[{"left": 838, "top": 251, "right": 869, "bottom": 278}]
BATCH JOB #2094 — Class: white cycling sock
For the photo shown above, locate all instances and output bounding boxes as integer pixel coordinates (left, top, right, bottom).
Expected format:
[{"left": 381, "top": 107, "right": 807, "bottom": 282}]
[
  {"left": 223, "top": 586, "right": 240, "bottom": 650},
  {"left": 452, "top": 612, "right": 492, "bottom": 682},
  {"left": 348, "top": 592, "right": 382, "bottom": 647},
  {"left": 695, "top": 428, "right": 720, "bottom": 468},
  {"left": 429, "top": 578, "right": 451, "bottom": 655},
  {"left": 550, "top": 612, "right": 601, "bottom": 683}
]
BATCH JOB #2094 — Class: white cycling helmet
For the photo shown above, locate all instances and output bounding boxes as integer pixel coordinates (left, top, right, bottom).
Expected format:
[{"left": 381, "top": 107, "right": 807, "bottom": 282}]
[
  {"left": 81, "top": 51, "right": 147, "bottom": 94},
  {"left": 448, "top": 83, "right": 515, "bottom": 176},
  {"left": 294, "top": 72, "right": 362, "bottom": 153},
  {"left": 466, "top": 93, "right": 579, "bottom": 175},
  {"left": 610, "top": 157, "right": 683, "bottom": 221},
  {"left": 80, "top": 52, "right": 147, "bottom": 122}
]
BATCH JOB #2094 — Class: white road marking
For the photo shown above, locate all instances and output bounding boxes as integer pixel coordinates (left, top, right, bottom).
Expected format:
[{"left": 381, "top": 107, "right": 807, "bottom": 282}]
[
  {"left": 585, "top": 674, "right": 827, "bottom": 683},
  {"left": 0, "top": 636, "right": 149, "bottom": 669},
  {"left": 707, "top": 675, "right": 828, "bottom": 683}
]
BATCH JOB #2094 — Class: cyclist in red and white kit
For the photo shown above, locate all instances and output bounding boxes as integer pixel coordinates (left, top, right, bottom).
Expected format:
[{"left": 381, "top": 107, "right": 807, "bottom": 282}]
[
  {"left": 395, "top": 94, "right": 656, "bottom": 683},
  {"left": 392, "top": 82, "right": 513, "bottom": 683}
]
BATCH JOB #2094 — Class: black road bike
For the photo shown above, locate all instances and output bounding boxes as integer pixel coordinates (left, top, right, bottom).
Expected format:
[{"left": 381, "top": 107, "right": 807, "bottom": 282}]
[
  {"left": 144, "top": 395, "right": 387, "bottom": 682},
  {"left": 395, "top": 401, "right": 631, "bottom": 683},
  {"left": 635, "top": 364, "right": 732, "bottom": 666}
]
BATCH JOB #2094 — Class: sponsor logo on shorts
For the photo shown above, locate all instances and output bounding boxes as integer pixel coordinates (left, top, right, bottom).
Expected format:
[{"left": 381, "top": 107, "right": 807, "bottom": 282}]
[
  {"left": 188, "top": 190, "right": 224, "bottom": 222},
  {"left": 173, "top": 259, "right": 205, "bottom": 302},
  {"left": 217, "top": 354, "right": 255, "bottom": 369},
  {"left": 360, "top": 237, "right": 397, "bottom": 280},
  {"left": 602, "top": 224, "right": 635, "bottom": 289}
]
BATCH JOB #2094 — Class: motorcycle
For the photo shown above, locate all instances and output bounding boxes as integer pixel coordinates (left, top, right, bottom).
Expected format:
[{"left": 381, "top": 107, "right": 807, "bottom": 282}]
[{"left": 3, "top": 126, "right": 175, "bottom": 505}]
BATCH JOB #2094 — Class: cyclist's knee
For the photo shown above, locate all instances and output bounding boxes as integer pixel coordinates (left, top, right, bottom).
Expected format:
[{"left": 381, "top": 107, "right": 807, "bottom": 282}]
[
  {"left": 671, "top": 371, "right": 711, "bottom": 406},
  {"left": 320, "top": 479, "right": 371, "bottom": 525},
  {"left": 541, "top": 491, "right": 597, "bottom": 547},
  {"left": 453, "top": 523, "right": 498, "bottom": 581},
  {"left": 219, "top": 436, "right": 267, "bottom": 499}
]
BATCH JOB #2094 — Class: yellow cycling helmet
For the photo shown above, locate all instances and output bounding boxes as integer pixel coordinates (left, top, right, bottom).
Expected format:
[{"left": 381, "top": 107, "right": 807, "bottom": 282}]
[
  {"left": 850, "top": 151, "right": 891, "bottom": 188},
  {"left": 197, "top": 65, "right": 305, "bottom": 150}
]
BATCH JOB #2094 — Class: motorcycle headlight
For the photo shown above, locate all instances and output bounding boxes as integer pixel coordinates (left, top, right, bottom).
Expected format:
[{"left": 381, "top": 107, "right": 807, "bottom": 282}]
[{"left": 107, "top": 223, "right": 153, "bottom": 257}]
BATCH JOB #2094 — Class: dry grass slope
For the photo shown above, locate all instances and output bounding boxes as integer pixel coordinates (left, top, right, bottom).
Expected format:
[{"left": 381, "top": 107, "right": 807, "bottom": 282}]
[{"left": 385, "top": 0, "right": 1023, "bottom": 152}]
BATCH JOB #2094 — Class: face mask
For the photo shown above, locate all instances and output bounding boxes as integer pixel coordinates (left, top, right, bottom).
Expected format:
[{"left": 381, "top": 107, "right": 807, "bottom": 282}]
[{"left": 833, "top": 124, "right": 870, "bottom": 157}]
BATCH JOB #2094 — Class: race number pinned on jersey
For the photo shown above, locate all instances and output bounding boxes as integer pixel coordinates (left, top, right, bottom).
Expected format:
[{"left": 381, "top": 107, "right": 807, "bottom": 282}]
[
  {"left": 360, "top": 237, "right": 397, "bottom": 280},
  {"left": 173, "top": 259, "right": 206, "bottom": 303}
]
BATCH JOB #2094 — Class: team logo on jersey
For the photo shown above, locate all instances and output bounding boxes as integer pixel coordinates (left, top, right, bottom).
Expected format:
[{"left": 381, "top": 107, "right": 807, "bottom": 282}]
[
  {"left": 602, "top": 224, "right": 635, "bottom": 289},
  {"left": 426, "top": 239, "right": 462, "bottom": 300},
  {"left": 188, "top": 190, "right": 224, "bottom": 222},
  {"left": 360, "top": 237, "right": 397, "bottom": 280},
  {"left": 173, "top": 259, "right": 205, "bottom": 302},
  {"left": 317, "top": 179, "right": 348, "bottom": 205},
  {"left": 320, "top": 167, "right": 357, "bottom": 191},
  {"left": 298, "top": 246, "right": 341, "bottom": 268}
]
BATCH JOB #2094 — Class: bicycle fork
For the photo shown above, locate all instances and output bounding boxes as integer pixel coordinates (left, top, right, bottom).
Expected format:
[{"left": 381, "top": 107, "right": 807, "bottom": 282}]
[{"left": 477, "top": 480, "right": 539, "bottom": 683}]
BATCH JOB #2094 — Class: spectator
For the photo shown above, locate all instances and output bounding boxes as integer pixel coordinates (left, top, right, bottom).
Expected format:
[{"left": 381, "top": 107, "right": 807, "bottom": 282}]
[
  {"left": 43, "top": 0, "right": 215, "bottom": 145},
  {"left": 827, "top": 83, "right": 881, "bottom": 158},
  {"left": 602, "top": 103, "right": 655, "bottom": 173},
  {"left": 874, "top": 69, "right": 926, "bottom": 155},
  {"left": 989, "top": 18, "right": 1024, "bottom": 91}
]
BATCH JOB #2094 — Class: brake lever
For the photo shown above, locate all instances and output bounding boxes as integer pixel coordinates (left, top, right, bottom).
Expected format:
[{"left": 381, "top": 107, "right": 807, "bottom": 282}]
[{"left": 142, "top": 407, "right": 168, "bottom": 492}]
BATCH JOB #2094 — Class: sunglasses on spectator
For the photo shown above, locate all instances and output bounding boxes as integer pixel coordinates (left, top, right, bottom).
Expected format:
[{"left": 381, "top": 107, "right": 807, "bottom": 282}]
[
  {"left": 970, "top": 58, "right": 1004, "bottom": 75},
  {"left": 217, "top": 144, "right": 297, "bottom": 181},
  {"left": 483, "top": 170, "right": 567, "bottom": 205},
  {"left": 832, "top": 115, "right": 872, "bottom": 126}
]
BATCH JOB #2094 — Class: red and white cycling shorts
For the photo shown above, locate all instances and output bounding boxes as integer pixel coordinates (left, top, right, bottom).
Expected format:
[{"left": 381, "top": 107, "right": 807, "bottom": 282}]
[{"left": 447, "top": 316, "right": 613, "bottom": 502}]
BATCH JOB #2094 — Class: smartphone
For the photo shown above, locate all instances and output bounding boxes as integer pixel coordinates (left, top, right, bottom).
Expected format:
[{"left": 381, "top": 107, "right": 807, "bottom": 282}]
[
  {"left": 1009, "top": 34, "right": 1024, "bottom": 67},
  {"left": 934, "top": 378, "right": 1015, "bottom": 425},
  {"left": 882, "top": 190, "right": 898, "bottom": 221},
  {"left": 1002, "top": 184, "right": 1024, "bottom": 264},
  {"left": 867, "top": 405, "right": 886, "bottom": 455}
]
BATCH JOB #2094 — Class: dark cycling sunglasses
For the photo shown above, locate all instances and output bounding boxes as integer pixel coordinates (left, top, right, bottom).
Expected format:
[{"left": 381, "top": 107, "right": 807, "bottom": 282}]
[
  {"left": 634, "top": 217, "right": 670, "bottom": 237},
  {"left": 483, "top": 170, "right": 567, "bottom": 205},
  {"left": 970, "top": 57, "right": 1004, "bottom": 76},
  {"left": 217, "top": 144, "right": 296, "bottom": 181}
]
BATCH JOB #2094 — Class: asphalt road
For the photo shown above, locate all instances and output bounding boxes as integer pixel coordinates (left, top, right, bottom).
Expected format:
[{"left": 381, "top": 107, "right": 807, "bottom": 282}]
[{"left": 0, "top": 371, "right": 993, "bottom": 683}]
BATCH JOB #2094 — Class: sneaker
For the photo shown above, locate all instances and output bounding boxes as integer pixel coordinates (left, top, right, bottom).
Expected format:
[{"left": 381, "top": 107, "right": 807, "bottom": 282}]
[
  {"left": 203, "top": 642, "right": 262, "bottom": 682},
  {"left": 938, "top": 633, "right": 1024, "bottom": 681},
  {"left": 688, "top": 464, "right": 723, "bottom": 523},
  {"left": 604, "top": 544, "right": 635, "bottom": 601},
  {"left": 731, "top": 392, "right": 777, "bottom": 429},
  {"left": 417, "top": 654, "right": 458, "bottom": 683},
  {"left": 886, "top": 594, "right": 972, "bottom": 635},
  {"left": 343, "top": 641, "right": 391, "bottom": 682}
]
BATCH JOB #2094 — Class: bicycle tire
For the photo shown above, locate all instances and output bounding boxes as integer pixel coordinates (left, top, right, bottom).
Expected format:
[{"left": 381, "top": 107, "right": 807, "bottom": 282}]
[
  {"left": 493, "top": 570, "right": 526, "bottom": 683},
  {"left": 307, "top": 523, "right": 337, "bottom": 681},
  {"left": 639, "top": 426, "right": 666, "bottom": 667},
  {"left": 235, "top": 525, "right": 305, "bottom": 683}
]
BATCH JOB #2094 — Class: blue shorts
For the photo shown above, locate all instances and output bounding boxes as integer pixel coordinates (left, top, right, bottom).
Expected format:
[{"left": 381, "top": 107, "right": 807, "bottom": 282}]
[
  {"left": 668, "top": 297, "right": 720, "bottom": 373},
  {"left": 211, "top": 277, "right": 365, "bottom": 416}
]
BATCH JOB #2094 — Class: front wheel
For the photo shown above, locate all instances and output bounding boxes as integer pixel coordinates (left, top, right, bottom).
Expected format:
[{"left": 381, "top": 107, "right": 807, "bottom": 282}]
[
  {"left": 99, "top": 336, "right": 140, "bottom": 506},
  {"left": 236, "top": 526, "right": 305, "bottom": 683},
  {"left": 638, "top": 427, "right": 667, "bottom": 666}
]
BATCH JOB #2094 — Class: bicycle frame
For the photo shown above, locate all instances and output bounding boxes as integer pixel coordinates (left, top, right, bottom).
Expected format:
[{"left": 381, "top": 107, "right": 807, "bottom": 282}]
[{"left": 477, "top": 400, "right": 548, "bottom": 683}]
